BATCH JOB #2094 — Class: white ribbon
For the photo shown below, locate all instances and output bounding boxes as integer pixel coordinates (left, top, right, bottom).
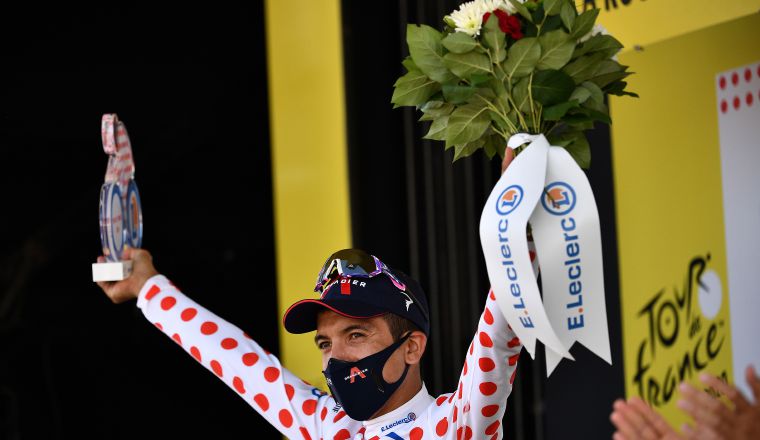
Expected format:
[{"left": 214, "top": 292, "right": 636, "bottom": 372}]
[{"left": 479, "top": 134, "right": 611, "bottom": 375}]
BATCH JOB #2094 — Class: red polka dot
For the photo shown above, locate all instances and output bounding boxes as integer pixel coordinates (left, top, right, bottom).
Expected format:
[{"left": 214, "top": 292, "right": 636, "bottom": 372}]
[
  {"left": 458, "top": 382, "right": 463, "bottom": 399},
  {"left": 171, "top": 333, "right": 182, "bottom": 345},
  {"left": 254, "top": 393, "right": 269, "bottom": 411},
  {"left": 469, "top": 342, "right": 474, "bottom": 355},
  {"left": 479, "top": 332, "right": 494, "bottom": 348},
  {"left": 463, "top": 401, "right": 471, "bottom": 413},
  {"left": 436, "top": 417, "right": 449, "bottom": 436},
  {"left": 369, "top": 437, "right": 379, "bottom": 440},
  {"left": 453, "top": 405, "right": 458, "bottom": 423},
  {"left": 510, "top": 368, "right": 518, "bottom": 385},
  {"left": 145, "top": 285, "right": 161, "bottom": 300},
  {"left": 485, "top": 420, "right": 501, "bottom": 436},
  {"left": 479, "top": 357, "right": 496, "bottom": 372},
  {"left": 320, "top": 406, "right": 328, "bottom": 421},
  {"left": 436, "top": 395, "right": 448, "bottom": 406},
  {"left": 734, "top": 96, "right": 741, "bottom": 110},
  {"left": 745, "top": 68, "right": 752, "bottom": 83},
  {"left": 489, "top": 290, "right": 495, "bottom": 301},
  {"left": 732, "top": 72, "right": 739, "bottom": 86},
  {"left": 160, "top": 296, "right": 176, "bottom": 311},
  {"left": 482, "top": 404, "right": 499, "bottom": 417},
  {"left": 480, "top": 382, "right": 497, "bottom": 395},
  {"left": 463, "top": 359, "right": 468, "bottom": 376},
  {"left": 285, "top": 384, "right": 295, "bottom": 400},
  {"left": 302, "top": 399, "right": 317, "bottom": 415},
  {"left": 719, "top": 76, "right": 726, "bottom": 89},
  {"left": 300, "top": 427, "right": 312, "bottom": 440},
  {"left": 757, "top": 66, "right": 760, "bottom": 78},
  {"left": 509, "top": 354, "right": 519, "bottom": 366},
  {"left": 233, "top": 376, "right": 246, "bottom": 394},
  {"left": 333, "top": 429, "right": 351, "bottom": 440},
  {"left": 221, "top": 338, "right": 238, "bottom": 349},
  {"left": 721, "top": 99, "right": 728, "bottom": 113},
  {"left": 484, "top": 307, "right": 494, "bottom": 325},
  {"left": 181, "top": 307, "right": 197, "bottom": 321},
  {"left": 190, "top": 346, "right": 202, "bottom": 362},
  {"left": 201, "top": 321, "right": 218, "bottom": 335},
  {"left": 211, "top": 360, "right": 223, "bottom": 377},
  {"left": 154, "top": 322, "right": 163, "bottom": 330},
  {"left": 410, "top": 427, "right": 424, "bottom": 440},
  {"left": 279, "top": 409, "right": 293, "bottom": 428},
  {"left": 448, "top": 393, "right": 455, "bottom": 403},
  {"left": 507, "top": 337, "right": 521, "bottom": 348},
  {"left": 747, "top": 92, "right": 754, "bottom": 107},
  {"left": 242, "top": 352, "right": 259, "bottom": 366},
  {"left": 490, "top": 434, "right": 498, "bottom": 440},
  {"left": 456, "top": 426, "right": 473, "bottom": 440},
  {"left": 333, "top": 410, "right": 347, "bottom": 423},
  {"left": 264, "top": 367, "right": 280, "bottom": 383}
]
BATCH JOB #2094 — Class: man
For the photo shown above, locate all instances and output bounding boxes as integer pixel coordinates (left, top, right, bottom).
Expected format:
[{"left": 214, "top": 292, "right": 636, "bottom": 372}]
[{"left": 97, "top": 245, "right": 522, "bottom": 440}]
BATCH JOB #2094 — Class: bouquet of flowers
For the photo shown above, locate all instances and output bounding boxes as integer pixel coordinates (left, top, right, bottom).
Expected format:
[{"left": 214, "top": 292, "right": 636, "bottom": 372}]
[{"left": 391, "top": 0, "right": 637, "bottom": 166}]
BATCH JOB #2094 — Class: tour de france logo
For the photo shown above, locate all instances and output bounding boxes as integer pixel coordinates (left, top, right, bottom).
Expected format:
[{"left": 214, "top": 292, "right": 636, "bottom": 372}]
[
  {"left": 496, "top": 185, "right": 524, "bottom": 215},
  {"left": 541, "top": 181, "right": 576, "bottom": 216}
]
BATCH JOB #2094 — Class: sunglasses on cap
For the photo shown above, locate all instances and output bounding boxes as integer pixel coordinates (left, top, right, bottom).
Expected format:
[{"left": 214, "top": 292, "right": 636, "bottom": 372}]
[{"left": 314, "top": 249, "right": 430, "bottom": 324}]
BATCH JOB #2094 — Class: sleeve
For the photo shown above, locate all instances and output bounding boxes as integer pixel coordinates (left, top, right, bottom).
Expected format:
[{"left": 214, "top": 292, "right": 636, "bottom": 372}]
[
  {"left": 427, "top": 289, "right": 522, "bottom": 440},
  {"left": 136, "top": 275, "right": 361, "bottom": 440}
]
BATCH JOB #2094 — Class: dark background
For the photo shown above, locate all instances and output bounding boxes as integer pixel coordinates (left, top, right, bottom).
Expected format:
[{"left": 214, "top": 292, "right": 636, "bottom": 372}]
[{"left": 0, "top": 1, "right": 624, "bottom": 438}]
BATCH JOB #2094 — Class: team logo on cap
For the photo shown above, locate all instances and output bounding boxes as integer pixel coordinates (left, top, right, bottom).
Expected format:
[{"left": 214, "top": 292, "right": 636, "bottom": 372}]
[
  {"left": 495, "top": 185, "right": 523, "bottom": 215},
  {"left": 541, "top": 181, "right": 576, "bottom": 216}
]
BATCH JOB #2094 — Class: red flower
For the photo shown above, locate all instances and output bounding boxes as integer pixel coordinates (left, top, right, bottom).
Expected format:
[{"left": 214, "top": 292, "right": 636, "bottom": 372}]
[{"left": 482, "top": 10, "right": 523, "bottom": 40}]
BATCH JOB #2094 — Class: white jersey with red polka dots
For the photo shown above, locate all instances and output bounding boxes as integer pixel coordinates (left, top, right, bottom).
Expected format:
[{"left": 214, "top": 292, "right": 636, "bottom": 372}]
[{"left": 137, "top": 276, "right": 522, "bottom": 440}]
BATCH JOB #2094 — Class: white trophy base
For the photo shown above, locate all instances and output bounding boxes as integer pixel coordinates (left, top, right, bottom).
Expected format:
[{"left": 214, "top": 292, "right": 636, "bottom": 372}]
[{"left": 92, "top": 260, "right": 133, "bottom": 282}]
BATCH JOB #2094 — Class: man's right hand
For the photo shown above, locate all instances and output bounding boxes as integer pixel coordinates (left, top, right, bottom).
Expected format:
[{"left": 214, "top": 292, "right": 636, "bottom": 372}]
[{"left": 96, "top": 247, "right": 159, "bottom": 303}]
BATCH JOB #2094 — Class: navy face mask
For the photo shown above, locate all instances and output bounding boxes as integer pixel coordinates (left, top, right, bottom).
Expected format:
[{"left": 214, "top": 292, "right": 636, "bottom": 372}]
[{"left": 322, "top": 333, "right": 411, "bottom": 421}]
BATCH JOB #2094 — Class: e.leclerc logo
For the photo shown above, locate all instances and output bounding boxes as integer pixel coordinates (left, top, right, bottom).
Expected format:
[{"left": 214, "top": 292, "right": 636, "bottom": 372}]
[
  {"left": 495, "top": 185, "right": 524, "bottom": 215},
  {"left": 541, "top": 182, "right": 576, "bottom": 216},
  {"left": 541, "top": 181, "right": 585, "bottom": 331},
  {"left": 493, "top": 183, "right": 534, "bottom": 329}
]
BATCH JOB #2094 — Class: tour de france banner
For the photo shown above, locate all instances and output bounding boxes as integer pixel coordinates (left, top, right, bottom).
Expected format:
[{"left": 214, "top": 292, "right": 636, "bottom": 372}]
[
  {"left": 479, "top": 134, "right": 611, "bottom": 375},
  {"left": 608, "top": 14, "right": 760, "bottom": 428}
]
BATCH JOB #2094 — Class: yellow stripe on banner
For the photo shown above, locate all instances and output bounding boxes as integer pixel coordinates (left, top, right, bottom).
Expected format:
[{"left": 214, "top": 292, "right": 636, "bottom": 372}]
[{"left": 265, "top": 0, "right": 351, "bottom": 390}]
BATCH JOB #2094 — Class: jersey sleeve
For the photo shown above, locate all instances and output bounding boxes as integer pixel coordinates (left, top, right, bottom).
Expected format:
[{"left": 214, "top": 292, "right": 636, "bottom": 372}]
[
  {"left": 427, "top": 289, "right": 522, "bottom": 440},
  {"left": 136, "top": 275, "right": 361, "bottom": 440}
]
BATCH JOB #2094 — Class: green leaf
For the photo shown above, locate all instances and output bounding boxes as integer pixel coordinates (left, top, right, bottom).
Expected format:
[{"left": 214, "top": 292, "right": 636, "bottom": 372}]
[
  {"left": 406, "top": 24, "right": 456, "bottom": 83},
  {"left": 482, "top": 14, "right": 507, "bottom": 63},
  {"left": 418, "top": 101, "right": 454, "bottom": 121},
  {"left": 560, "top": 1, "right": 576, "bottom": 30},
  {"left": 453, "top": 137, "right": 486, "bottom": 161},
  {"left": 582, "top": 95, "right": 608, "bottom": 114},
  {"left": 544, "top": 0, "right": 563, "bottom": 16},
  {"left": 509, "top": 0, "right": 533, "bottom": 22},
  {"left": 483, "top": 134, "right": 504, "bottom": 160},
  {"left": 442, "top": 32, "right": 478, "bottom": 54},
  {"left": 502, "top": 37, "right": 541, "bottom": 79},
  {"left": 446, "top": 102, "right": 491, "bottom": 145},
  {"left": 423, "top": 116, "right": 450, "bottom": 140},
  {"left": 402, "top": 56, "right": 419, "bottom": 72},
  {"left": 564, "top": 132, "right": 591, "bottom": 168},
  {"left": 580, "top": 81, "right": 604, "bottom": 103},
  {"left": 590, "top": 70, "right": 631, "bottom": 88},
  {"left": 606, "top": 81, "right": 639, "bottom": 97},
  {"left": 543, "top": 100, "right": 580, "bottom": 120},
  {"left": 573, "top": 35, "right": 623, "bottom": 59},
  {"left": 391, "top": 70, "right": 441, "bottom": 107},
  {"left": 562, "top": 52, "right": 607, "bottom": 84},
  {"left": 442, "top": 84, "right": 477, "bottom": 104},
  {"left": 512, "top": 76, "right": 531, "bottom": 113},
  {"left": 444, "top": 51, "right": 492, "bottom": 79},
  {"left": 569, "top": 8, "right": 599, "bottom": 40},
  {"left": 569, "top": 86, "right": 591, "bottom": 103},
  {"left": 537, "top": 30, "right": 574, "bottom": 70},
  {"left": 531, "top": 69, "right": 575, "bottom": 106}
]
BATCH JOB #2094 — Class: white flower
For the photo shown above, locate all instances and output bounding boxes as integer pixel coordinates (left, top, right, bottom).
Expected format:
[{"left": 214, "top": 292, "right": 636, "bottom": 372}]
[
  {"left": 579, "top": 23, "right": 609, "bottom": 43},
  {"left": 449, "top": 1, "right": 486, "bottom": 36},
  {"left": 499, "top": 0, "right": 526, "bottom": 14}
]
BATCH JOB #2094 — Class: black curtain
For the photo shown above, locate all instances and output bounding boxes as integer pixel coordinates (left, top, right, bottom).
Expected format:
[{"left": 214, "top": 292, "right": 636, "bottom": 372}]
[
  {"left": 0, "top": 3, "right": 279, "bottom": 438},
  {"left": 341, "top": 1, "right": 625, "bottom": 439}
]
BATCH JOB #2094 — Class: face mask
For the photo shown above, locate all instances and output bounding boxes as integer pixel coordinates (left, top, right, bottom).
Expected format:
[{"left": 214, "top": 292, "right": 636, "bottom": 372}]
[{"left": 322, "top": 333, "right": 411, "bottom": 421}]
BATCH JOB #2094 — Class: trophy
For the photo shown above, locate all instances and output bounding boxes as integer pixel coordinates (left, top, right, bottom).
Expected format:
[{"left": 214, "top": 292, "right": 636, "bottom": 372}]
[{"left": 92, "top": 114, "right": 143, "bottom": 282}]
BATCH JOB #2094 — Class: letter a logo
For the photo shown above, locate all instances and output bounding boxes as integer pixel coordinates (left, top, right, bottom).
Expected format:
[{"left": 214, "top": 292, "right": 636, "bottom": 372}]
[{"left": 349, "top": 367, "right": 366, "bottom": 383}]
